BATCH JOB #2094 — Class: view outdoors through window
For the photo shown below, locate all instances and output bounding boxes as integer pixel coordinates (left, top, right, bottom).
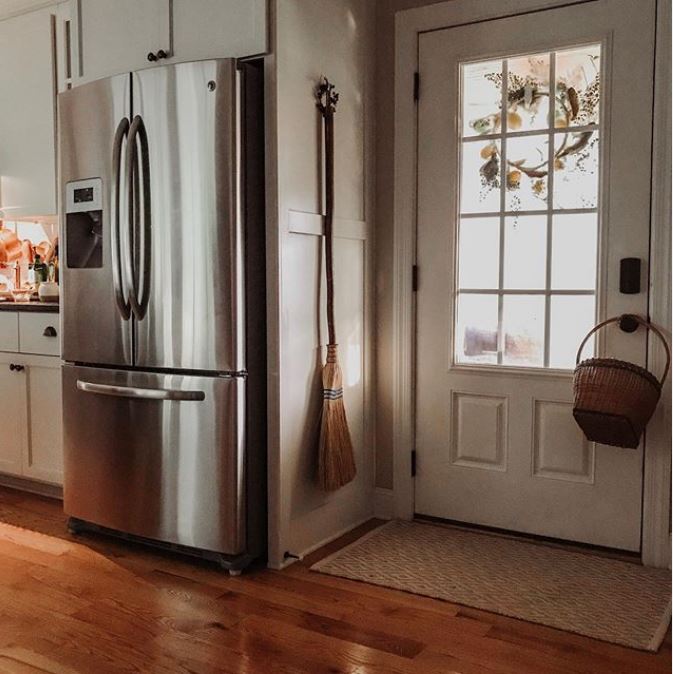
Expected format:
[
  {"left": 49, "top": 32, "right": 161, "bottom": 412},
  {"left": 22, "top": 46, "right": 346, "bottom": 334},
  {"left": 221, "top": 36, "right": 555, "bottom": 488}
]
[{"left": 456, "top": 45, "right": 601, "bottom": 369}]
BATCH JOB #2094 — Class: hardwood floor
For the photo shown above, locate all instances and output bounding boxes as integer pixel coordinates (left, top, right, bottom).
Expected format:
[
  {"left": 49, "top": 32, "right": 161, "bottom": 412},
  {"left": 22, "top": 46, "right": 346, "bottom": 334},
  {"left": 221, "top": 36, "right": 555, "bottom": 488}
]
[{"left": 0, "top": 487, "right": 669, "bottom": 674}]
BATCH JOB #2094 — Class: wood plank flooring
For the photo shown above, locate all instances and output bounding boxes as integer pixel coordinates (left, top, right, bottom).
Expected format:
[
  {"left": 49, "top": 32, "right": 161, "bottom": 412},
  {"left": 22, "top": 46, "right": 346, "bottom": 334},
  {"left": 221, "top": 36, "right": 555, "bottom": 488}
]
[{"left": 0, "top": 486, "right": 669, "bottom": 673}]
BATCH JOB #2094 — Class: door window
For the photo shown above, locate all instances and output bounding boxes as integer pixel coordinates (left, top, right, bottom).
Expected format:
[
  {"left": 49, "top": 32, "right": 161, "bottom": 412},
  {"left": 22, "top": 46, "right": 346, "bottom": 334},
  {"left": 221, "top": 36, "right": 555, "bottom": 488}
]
[{"left": 456, "top": 45, "right": 601, "bottom": 369}]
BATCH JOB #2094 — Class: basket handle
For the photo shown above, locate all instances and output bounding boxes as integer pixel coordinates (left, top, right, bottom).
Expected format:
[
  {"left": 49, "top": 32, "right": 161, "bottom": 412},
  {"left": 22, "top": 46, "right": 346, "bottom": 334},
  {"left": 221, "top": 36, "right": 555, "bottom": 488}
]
[{"left": 576, "top": 315, "right": 671, "bottom": 385}]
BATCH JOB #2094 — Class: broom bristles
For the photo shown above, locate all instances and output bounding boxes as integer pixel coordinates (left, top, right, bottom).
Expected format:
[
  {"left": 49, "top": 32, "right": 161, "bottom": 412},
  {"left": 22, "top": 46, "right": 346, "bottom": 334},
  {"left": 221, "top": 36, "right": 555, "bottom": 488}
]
[{"left": 318, "top": 344, "right": 357, "bottom": 491}]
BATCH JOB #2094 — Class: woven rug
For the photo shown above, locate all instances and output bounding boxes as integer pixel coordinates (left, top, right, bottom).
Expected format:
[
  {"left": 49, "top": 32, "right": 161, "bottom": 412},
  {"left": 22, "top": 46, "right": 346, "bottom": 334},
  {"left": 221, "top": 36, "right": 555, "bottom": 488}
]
[{"left": 311, "top": 520, "right": 671, "bottom": 651}]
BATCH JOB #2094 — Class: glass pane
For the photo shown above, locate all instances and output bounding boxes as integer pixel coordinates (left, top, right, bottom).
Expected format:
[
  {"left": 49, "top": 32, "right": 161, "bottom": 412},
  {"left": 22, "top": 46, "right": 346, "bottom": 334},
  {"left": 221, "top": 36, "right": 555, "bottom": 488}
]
[
  {"left": 503, "top": 215, "right": 546, "bottom": 289},
  {"left": 506, "top": 134, "right": 549, "bottom": 211},
  {"left": 458, "top": 218, "right": 500, "bottom": 289},
  {"left": 507, "top": 53, "right": 550, "bottom": 132},
  {"left": 551, "top": 213, "right": 598, "bottom": 290},
  {"left": 552, "top": 130, "right": 599, "bottom": 209},
  {"left": 549, "top": 295, "right": 596, "bottom": 369},
  {"left": 555, "top": 44, "right": 601, "bottom": 128},
  {"left": 503, "top": 295, "right": 545, "bottom": 367},
  {"left": 461, "top": 140, "right": 501, "bottom": 213},
  {"left": 455, "top": 294, "right": 498, "bottom": 365},
  {"left": 462, "top": 60, "right": 503, "bottom": 137}
]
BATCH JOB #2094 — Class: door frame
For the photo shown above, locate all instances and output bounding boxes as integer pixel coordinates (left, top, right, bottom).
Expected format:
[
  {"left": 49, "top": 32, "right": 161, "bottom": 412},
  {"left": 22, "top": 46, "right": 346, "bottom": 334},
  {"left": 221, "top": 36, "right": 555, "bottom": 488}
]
[{"left": 391, "top": 0, "right": 671, "bottom": 566}]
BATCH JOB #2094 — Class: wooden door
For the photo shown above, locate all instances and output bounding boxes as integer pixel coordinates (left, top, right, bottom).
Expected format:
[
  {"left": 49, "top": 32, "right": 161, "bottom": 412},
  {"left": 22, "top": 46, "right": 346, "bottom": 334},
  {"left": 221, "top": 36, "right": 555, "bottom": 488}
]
[{"left": 415, "top": 0, "right": 656, "bottom": 551}]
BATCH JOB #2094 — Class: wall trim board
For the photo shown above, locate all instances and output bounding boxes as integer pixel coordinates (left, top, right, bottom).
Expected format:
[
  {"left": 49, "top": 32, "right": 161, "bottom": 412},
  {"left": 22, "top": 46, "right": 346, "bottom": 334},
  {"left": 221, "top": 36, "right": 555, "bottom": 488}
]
[
  {"left": 272, "top": 514, "right": 376, "bottom": 569},
  {"left": 374, "top": 487, "right": 394, "bottom": 520},
  {"left": 288, "top": 209, "right": 367, "bottom": 241},
  {"left": 392, "top": 0, "right": 671, "bottom": 565},
  {"left": 0, "top": 474, "right": 62, "bottom": 500}
]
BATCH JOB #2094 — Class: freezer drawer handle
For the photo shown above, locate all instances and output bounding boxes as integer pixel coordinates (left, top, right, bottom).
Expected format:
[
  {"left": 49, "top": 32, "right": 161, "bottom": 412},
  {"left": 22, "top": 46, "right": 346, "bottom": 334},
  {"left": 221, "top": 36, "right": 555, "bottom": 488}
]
[{"left": 76, "top": 380, "right": 205, "bottom": 402}]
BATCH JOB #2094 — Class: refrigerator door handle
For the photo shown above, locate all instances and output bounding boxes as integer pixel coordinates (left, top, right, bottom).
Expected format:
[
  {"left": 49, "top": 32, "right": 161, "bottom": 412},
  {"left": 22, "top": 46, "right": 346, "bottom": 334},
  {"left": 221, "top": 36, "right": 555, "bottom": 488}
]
[
  {"left": 111, "top": 117, "right": 132, "bottom": 321},
  {"left": 76, "top": 380, "right": 206, "bottom": 402},
  {"left": 126, "top": 115, "right": 152, "bottom": 321}
]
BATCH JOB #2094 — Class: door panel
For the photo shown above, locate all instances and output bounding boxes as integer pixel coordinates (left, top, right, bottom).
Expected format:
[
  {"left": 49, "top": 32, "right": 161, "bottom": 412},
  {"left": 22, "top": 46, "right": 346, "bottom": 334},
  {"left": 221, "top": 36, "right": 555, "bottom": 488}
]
[
  {"left": 62, "top": 364, "right": 246, "bottom": 554},
  {"left": 132, "top": 60, "right": 244, "bottom": 373},
  {"left": 416, "top": 0, "right": 655, "bottom": 551},
  {"left": 60, "top": 74, "right": 133, "bottom": 367}
]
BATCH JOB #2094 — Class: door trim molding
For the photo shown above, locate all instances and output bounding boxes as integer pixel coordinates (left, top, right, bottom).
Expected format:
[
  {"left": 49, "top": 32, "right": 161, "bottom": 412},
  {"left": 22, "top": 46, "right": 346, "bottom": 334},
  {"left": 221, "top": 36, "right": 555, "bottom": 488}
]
[
  {"left": 392, "top": 0, "right": 671, "bottom": 565},
  {"left": 642, "top": 0, "right": 671, "bottom": 568}
]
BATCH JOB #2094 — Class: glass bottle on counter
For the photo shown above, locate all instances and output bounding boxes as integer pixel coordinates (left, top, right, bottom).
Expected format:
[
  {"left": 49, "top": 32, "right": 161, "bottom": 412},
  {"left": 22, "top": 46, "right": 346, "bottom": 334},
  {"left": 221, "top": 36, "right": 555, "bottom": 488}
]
[{"left": 32, "top": 254, "right": 48, "bottom": 285}]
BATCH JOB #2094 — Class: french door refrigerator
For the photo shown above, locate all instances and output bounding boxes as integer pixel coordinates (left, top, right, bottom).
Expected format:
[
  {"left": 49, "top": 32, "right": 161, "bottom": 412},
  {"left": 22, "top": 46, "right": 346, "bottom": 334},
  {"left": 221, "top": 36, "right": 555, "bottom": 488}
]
[{"left": 59, "top": 59, "right": 266, "bottom": 572}]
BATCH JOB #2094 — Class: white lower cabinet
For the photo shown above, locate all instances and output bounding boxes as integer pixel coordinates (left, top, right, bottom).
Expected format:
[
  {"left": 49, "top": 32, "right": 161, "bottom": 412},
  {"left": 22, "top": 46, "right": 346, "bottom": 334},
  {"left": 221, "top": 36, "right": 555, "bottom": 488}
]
[{"left": 0, "top": 351, "right": 63, "bottom": 486}]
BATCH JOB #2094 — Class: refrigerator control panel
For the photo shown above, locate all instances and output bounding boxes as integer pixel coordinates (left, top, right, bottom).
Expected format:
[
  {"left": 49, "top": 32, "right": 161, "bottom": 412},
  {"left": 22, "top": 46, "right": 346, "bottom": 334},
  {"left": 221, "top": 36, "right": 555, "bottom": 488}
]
[
  {"left": 66, "top": 178, "right": 103, "bottom": 214},
  {"left": 65, "top": 178, "right": 104, "bottom": 269}
]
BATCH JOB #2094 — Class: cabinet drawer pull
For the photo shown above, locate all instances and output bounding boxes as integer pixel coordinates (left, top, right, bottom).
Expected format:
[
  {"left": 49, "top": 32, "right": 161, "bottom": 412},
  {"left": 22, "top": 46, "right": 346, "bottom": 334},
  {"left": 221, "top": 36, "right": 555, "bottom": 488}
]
[
  {"left": 156, "top": 49, "right": 169, "bottom": 59},
  {"left": 9, "top": 364, "right": 25, "bottom": 372},
  {"left": 147, "top": 51, "right": 158, "bottom": 62},
  {"left": 43, "top": 326, "right": 57, "bottom": 338}
]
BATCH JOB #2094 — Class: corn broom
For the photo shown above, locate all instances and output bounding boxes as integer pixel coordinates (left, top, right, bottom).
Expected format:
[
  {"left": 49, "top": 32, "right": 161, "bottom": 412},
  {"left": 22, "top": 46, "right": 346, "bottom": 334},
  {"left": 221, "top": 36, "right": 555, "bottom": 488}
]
[{"left": 316, "top": 78, "right": 357, "bottom": 491}]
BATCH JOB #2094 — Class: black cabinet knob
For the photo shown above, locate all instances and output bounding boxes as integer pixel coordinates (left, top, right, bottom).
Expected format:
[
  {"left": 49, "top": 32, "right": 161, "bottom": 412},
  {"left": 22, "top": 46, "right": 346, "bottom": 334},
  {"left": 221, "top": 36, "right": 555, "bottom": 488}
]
[
  {"left": 9, "top": 364, "right": 25, "bottom": 372},
  {"left": 147, "top": 52, "right": 158, "bottom": 62},
  {"left": 43, "top": 326, "right": 57, "bottom": 338},
  {"left": 156, "top": 49, "right": 169, "bottom": 60}
]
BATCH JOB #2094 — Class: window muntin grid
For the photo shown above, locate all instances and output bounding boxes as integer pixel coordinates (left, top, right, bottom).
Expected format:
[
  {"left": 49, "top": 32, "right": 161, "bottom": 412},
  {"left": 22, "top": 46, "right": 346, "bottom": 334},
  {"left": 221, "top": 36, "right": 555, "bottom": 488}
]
[{"left": 455, "top": 45, "right": 601, "bottom": 369}]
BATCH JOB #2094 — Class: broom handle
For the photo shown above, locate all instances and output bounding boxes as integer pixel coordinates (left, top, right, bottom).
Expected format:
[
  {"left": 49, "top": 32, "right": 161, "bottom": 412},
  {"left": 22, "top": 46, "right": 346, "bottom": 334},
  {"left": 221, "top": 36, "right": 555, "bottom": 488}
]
[
  {"left": 576, "top": 314, "right": 671, "bottom": 385},
  {"left": 324, "top": 109, "right": 336, "bottom": 346}
]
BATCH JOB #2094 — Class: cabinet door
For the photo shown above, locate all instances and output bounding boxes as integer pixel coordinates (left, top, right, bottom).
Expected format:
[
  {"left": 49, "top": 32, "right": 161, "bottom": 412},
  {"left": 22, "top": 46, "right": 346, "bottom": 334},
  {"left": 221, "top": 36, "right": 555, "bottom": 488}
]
[
  {"left": 172, "top": 0, "right": 267, "bottom": 61},
  {"left": 24, "top": 357, "right": 63, "bottom": 485},
  {"left": 0, "top": 356, "right": 28, "bottom": 477},
  {"left": 77, "top": 0, "right": 170, "bottom": 83},
  {"left": 0, "top": 9, "right": 57, "bottom": 217}
]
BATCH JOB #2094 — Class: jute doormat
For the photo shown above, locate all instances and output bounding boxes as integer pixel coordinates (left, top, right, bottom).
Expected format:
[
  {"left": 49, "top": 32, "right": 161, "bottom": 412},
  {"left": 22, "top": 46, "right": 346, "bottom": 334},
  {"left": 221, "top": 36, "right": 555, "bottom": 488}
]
[{"left": 311, "top": 520, "right": 671, "bottom": 651}]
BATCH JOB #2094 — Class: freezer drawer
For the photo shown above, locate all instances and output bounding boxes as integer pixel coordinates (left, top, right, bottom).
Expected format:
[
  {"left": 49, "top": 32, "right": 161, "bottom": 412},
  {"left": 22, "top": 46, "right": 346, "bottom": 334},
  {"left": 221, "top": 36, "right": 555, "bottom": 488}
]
[{"left": 62, "top": 364, "right": 246, "bottom": 555}]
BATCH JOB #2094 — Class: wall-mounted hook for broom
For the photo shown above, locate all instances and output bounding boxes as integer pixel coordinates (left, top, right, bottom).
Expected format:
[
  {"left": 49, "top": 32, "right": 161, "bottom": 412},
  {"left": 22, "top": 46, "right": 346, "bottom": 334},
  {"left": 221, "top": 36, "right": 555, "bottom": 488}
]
[{"left": 619, "top": 314, "right": 640, "bottom": 333}]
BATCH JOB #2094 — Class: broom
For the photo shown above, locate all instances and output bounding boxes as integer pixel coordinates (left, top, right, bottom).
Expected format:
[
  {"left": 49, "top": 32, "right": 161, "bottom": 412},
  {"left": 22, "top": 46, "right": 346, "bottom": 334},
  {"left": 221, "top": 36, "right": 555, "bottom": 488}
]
[{"left": 316, "top": 77, "right": 357, "bottom": 491}]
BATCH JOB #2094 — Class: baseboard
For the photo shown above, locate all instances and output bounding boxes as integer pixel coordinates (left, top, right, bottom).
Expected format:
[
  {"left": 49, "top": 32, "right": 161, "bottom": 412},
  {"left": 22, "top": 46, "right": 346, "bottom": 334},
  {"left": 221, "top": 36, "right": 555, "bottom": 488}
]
[
  {"left": 374, "top": 487, "right": 394, "bottom": 520},
  {"left": 272, "top": 514, "right": 376, "bottom": 569},
  {"left": 0, "top": 474, "right": 63, "bottom": 500}
]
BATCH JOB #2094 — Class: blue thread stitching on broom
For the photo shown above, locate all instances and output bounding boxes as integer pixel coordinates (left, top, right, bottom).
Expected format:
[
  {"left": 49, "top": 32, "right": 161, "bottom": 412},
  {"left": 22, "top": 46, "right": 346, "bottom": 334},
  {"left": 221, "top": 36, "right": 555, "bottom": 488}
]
[{"left": 323, "top": 387, "right": 344, "bottom": 400}]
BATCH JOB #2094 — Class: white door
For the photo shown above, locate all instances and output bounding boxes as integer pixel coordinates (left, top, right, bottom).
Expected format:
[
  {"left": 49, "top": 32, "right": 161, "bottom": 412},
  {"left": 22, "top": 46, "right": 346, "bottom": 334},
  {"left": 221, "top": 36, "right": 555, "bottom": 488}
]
[
  {"left": 415, "top": 0, "right": 656, "bottom": 551},
  {"left": 76, "top": 0, "right": 170, "bottom": 84},
  {"left": 172, "top": 0, "right": 267, "bottom": 60},
  {"left": 0, "top": 355, "right": 27, "bottom": 477},
  {"left": 0, "top": 8, "right": 57, "bottom": 217},
  {"left": 24, "top": 358, "right": 63, "bottom": 485}
]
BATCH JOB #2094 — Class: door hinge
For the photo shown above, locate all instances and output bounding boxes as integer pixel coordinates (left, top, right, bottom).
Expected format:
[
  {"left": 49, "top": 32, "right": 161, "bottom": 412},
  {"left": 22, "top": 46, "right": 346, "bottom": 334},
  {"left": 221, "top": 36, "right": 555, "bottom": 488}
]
[
  {"left": 412, "top": 265, "right": 419, "bottom": 292},
  {"left": 411, "top": 449, "right": 417, "bottom": 477},
  {"left": 413, "top": 72, "right": 420, "bottom": 102}
]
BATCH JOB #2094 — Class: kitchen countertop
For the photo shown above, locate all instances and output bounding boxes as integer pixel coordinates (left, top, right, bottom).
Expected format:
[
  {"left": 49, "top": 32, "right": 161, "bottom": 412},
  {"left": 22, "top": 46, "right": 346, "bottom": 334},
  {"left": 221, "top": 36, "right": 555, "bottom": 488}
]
[{"left": 0, "top": 301, "right": 59, "bottom": 313}]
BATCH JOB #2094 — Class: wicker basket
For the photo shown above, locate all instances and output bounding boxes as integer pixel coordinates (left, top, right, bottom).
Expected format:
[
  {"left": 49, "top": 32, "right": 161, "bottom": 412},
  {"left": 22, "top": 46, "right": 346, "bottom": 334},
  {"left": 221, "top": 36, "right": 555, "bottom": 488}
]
[{"left": 573, "top": 315, "right": 670, "bottom": 449}]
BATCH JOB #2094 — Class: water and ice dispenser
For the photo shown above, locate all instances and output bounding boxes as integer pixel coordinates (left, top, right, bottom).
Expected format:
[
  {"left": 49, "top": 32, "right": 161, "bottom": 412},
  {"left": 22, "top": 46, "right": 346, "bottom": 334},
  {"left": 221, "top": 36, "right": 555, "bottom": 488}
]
[{"left": 65, "top": 178, "right": 103, "bottom": 268}]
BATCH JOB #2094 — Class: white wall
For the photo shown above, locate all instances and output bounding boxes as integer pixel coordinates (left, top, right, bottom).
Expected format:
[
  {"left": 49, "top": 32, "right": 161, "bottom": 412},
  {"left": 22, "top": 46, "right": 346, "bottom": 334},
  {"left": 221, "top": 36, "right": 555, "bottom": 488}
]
[{"left": 266, "top": 0, "right": 376, "bottom": 567}]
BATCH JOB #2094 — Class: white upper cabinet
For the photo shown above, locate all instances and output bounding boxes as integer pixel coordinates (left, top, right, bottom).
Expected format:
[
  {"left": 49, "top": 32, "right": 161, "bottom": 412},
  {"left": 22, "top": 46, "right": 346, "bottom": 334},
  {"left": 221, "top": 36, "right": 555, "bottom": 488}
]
[
  {"left": 76, "top": 0, "right": 171, "bottom": 83},
  {"left": 172, "top": 0, "right": 267, "bottom": 62},
  {"left": 74, "top": 0, "right": 268, "bottom": 85},
  {"left": 0, "top": 8, "right": 57, "bottom": 218}
]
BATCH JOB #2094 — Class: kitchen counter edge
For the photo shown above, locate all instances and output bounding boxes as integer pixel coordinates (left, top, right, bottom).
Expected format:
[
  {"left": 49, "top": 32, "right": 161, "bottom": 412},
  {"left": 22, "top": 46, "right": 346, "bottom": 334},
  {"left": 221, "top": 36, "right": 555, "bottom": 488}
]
[{"left": 0, "top": 302, "right": 60, "bottom": 314}]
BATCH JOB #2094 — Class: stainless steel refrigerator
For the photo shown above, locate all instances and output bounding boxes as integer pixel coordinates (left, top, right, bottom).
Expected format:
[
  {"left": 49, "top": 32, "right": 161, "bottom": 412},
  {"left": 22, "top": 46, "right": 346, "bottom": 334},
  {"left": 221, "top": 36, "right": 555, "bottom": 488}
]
[{"left": 59, "top": 58, "right": 266, "bottom": 572}]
